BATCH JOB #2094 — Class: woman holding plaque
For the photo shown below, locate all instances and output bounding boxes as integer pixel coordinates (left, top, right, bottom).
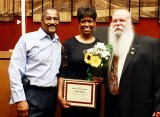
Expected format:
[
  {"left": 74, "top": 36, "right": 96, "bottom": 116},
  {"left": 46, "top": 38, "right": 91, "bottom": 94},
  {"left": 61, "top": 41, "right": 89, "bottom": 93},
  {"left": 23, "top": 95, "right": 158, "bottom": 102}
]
[{"left": 57, "top": 6, "right": 104, "bottom": 117}]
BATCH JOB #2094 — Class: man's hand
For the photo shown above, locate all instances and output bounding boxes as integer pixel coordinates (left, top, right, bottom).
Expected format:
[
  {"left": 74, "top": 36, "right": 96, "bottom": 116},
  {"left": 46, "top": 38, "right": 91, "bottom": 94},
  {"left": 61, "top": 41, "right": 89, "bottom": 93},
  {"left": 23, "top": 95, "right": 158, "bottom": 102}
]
[
  {"left": 152, "top": 112, "right": 160, "bottom": 117},
  {"left": 17, "top": 100, "right": 29, "bottom": 117}
]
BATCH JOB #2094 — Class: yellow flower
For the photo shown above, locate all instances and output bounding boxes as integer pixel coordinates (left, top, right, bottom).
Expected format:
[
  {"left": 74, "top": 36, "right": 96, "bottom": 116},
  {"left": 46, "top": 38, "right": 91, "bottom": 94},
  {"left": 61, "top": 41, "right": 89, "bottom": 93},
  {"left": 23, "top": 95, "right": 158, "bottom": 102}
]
[
  {"left": 90, "top": 56, "right": 101, "bottom": 68},
  {"left": 84, "top": 52, "right": 92, "bottom": 64}
]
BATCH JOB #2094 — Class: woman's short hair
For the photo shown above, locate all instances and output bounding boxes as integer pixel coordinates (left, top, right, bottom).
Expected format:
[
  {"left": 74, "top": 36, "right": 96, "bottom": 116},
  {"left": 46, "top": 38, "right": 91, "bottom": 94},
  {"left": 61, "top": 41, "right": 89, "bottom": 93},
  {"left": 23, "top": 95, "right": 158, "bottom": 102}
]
[{"left": 77, "top": 6, "right": 97, "bottom": 22}]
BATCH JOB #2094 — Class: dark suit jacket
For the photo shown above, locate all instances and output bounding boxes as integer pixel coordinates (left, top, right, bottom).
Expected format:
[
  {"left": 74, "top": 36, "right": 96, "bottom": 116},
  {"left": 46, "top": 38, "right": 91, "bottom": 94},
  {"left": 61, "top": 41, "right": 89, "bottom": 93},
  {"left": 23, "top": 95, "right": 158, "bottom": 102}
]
[
  {"left": 93, "top": 26, "right": 109, "bottom": 43},
  {"left": 105, "top": 34, "right": 160, "bottom": 117}
]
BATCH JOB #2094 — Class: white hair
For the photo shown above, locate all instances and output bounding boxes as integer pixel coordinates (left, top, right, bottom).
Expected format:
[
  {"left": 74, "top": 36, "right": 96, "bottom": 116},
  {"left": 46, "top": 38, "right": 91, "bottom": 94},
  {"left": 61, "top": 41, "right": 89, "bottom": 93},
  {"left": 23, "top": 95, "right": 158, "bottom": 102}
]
[
  {"left": 108, "top": 22, "right": 135, "bottom": 58},
  {"left": 112, "top": 9, "right": 132, "bottom": 22}
]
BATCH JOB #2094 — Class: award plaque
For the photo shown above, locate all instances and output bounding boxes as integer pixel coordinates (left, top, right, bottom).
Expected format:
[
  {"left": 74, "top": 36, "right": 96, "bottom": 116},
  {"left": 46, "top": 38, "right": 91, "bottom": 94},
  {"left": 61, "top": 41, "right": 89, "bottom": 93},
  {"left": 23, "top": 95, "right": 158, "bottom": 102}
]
[{"left": 64, "top": 79, "right": 97, "bottom": 108}]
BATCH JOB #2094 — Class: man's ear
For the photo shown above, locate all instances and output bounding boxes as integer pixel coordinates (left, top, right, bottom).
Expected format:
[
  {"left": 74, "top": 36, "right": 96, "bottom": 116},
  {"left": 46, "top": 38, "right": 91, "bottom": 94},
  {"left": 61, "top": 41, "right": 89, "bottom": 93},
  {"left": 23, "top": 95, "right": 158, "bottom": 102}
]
[{"left": 41, "top": 18, "right": 43, "bottom": 24}]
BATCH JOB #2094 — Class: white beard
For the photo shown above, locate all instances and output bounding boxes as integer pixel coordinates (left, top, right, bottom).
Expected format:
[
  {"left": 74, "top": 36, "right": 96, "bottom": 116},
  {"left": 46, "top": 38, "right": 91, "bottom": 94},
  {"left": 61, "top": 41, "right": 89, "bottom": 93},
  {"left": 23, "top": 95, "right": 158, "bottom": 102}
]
[{"left": 108, "top": 24, "right": 135, "bottom": 58}]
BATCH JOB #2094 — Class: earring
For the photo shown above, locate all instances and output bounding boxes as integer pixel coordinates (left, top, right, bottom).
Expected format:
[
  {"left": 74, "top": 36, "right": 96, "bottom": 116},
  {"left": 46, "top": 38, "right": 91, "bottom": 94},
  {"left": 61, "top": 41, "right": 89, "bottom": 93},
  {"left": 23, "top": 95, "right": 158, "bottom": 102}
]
[{"left": 93, "top": 27, "right": 96, "bottom": 31}]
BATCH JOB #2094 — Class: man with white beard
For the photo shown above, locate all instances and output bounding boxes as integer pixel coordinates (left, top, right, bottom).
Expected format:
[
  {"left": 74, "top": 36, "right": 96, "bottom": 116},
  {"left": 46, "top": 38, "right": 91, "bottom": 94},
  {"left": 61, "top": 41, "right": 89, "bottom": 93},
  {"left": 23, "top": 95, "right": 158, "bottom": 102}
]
[{"left": 105, "top": 9, "right": 160, "bottom": 117}]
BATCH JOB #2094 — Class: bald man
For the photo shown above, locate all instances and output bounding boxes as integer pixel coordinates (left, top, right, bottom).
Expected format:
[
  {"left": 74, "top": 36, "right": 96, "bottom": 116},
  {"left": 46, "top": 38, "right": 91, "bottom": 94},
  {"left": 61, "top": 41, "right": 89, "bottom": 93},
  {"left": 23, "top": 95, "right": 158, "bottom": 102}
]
[{"left": 105, "top": 9, "right": 160, "bottom": 117}]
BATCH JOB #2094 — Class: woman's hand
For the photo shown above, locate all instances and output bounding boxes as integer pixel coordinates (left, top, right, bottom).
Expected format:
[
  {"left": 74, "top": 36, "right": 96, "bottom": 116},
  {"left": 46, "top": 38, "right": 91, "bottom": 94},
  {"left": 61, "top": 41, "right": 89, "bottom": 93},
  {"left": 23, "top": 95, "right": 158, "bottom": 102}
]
[
  {"left": 58, "top": 96, "right": 71, "bottom": 108},
  {"left": 57, "top": 77, "right": 71, "bottom": 108},
  {"left": 92, "top": 76, "right": 104, "bottom": 85}
]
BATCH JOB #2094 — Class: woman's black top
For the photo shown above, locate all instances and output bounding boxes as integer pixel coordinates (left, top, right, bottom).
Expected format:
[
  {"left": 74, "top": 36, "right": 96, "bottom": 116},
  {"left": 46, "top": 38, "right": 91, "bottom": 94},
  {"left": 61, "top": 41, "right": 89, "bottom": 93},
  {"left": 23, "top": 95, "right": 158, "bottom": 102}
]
[{"left": 58, "top": 37, "right": 102, "bottom": 117}]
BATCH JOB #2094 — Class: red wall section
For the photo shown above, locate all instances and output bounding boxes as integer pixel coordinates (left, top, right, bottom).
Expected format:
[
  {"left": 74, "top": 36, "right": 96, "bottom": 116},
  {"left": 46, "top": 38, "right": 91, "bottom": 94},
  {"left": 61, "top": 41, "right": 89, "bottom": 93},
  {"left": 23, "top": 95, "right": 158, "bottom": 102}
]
[
  {"left": 0, "top": 17, "right": 21, "bottom": 51},
  {"left": 0, "top": 17, "right": 159, "bottom": 51},
  {"left": 134, "top": 18, "right": 160, "bottom": 39}
]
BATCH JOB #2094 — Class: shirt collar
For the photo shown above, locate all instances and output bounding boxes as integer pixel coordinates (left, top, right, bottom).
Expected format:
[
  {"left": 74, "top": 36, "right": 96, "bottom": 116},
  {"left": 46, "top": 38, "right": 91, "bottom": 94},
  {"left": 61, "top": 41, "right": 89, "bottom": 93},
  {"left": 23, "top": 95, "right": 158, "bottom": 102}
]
[{"left": 38, "top": 27, "right": 60, "bottom": 42}]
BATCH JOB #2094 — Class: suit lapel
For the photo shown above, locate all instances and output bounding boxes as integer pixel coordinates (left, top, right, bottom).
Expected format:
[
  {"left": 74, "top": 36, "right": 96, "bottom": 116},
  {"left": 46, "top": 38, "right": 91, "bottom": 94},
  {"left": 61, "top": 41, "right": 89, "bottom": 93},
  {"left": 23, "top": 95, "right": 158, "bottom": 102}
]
[{"left": 121, "top": 35, "right": 139, "bottom": 76}]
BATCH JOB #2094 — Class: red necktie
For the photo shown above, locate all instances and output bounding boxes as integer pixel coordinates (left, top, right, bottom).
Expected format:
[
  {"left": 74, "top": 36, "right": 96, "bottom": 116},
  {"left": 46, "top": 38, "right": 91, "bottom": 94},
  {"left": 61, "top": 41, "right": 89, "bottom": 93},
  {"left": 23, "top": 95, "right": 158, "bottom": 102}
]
[{"left": 108, "top": 56, "right": 119, "bottom": 95}]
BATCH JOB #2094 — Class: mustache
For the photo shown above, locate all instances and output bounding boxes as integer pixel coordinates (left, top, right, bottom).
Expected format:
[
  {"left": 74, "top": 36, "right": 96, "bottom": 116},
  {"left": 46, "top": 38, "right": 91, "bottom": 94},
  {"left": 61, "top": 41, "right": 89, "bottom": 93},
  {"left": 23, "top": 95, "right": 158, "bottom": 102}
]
[
  {"left": 48, "top": 24, "right": 56, "bottom": 28},
  {"left": 114, "top": 26, "right": 123, "bottom": 32},
  {"left": 109, "top": 24, "right": 134, "bottom": 39}
]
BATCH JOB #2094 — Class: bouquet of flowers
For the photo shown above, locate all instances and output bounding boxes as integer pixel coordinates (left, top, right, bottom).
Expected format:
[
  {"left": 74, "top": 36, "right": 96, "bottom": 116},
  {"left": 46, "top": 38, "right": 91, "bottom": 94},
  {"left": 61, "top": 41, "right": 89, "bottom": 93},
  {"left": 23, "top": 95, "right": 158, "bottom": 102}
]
[{"left": 84, "top": 42, "right": 112, "bottom": 81}]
